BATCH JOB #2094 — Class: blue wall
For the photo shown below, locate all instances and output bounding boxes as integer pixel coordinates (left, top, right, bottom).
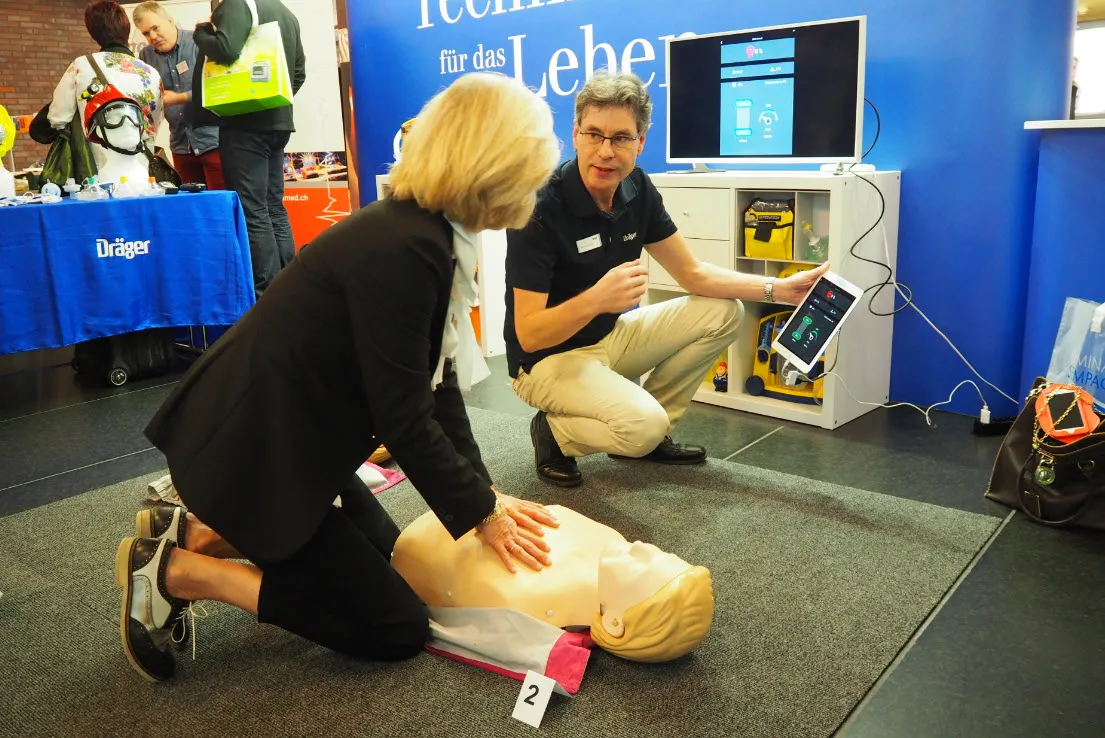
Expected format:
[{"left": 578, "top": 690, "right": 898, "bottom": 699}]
[
  {"left": 1019, "top": 129, "right": 1105, "bottom": 397},
  {"left": 347, "top": 0, "right": 1075, "bottom": 413}
]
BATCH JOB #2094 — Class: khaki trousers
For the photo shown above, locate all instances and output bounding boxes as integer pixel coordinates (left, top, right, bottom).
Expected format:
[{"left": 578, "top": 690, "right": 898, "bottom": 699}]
[{"left": 512, "top": 296, "right": 743, "bottom": 458}]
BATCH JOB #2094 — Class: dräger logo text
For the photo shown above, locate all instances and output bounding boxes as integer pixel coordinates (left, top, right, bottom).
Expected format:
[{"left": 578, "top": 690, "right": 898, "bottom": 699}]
[{"left": 96, "top": 237, "right": 150, "bottom": 259}]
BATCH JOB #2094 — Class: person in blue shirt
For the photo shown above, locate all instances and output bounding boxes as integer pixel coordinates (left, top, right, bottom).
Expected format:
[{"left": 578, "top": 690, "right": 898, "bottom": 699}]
[{"left": 134, "top": 1, "right": 224, "bottom": 189}]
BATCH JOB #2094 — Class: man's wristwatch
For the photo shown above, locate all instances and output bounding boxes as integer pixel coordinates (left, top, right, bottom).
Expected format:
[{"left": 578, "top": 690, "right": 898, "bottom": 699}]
[
  {"left": 764, "top": 277, "right": 776, "bottom": 304},
  {"left": 479, "top": 500, "right": 506, "bottom": 525}
]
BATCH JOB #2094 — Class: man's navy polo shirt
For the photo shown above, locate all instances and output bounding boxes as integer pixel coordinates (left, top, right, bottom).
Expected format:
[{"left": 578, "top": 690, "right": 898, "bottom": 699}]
[{"left": 504, "top": 158, "right": 678, "bottom": 378}]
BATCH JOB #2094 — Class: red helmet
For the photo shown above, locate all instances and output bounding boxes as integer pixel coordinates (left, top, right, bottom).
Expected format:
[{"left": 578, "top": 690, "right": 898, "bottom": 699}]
[{"left": 81, "top": 80, "right": 143, "bottom": 146}]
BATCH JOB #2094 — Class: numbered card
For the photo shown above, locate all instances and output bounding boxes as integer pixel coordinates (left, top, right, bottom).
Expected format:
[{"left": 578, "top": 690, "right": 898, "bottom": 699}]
[{"left": 511, "top": 670, "right": 557, "bottom": 728}]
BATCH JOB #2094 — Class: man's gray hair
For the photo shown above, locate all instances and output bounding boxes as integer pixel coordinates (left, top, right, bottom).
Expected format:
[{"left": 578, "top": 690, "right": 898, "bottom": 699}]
[
  {"left": 132, "top": 0, "right": 169, "bottom": 23},
  {"left": 574, "top": 70, "right": 653, "bottom": 135}
]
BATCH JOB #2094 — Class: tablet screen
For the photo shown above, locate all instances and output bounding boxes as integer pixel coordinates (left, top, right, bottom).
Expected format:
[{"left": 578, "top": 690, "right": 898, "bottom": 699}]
[{"left": 775, "top": 277, "right": 858, "bottom": 368}]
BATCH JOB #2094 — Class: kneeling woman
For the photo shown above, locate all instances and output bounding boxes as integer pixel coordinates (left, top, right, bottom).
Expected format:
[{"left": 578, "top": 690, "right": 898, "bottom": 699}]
[{"left": 114, "top": 73, "right": 562, "bottom": 682}]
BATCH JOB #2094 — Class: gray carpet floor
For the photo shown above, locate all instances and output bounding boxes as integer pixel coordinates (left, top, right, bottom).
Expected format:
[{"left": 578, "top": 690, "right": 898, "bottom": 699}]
[{"left": 0, "top": 407, "right": 999, "bottom": 738}]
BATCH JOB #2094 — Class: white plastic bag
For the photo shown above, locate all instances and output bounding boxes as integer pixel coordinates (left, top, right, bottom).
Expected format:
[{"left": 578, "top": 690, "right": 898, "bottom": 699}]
[{"left": 1046, "top": 297, "right": 1105, "bottom": 405}]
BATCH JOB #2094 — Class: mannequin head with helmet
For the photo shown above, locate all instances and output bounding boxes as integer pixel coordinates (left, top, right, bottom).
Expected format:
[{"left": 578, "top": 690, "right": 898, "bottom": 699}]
[
  {"left": 390, "top": 504, "right": 714, "bottom": 662},
  {"left": 80, "top": 76, "right": 151, "bottom": 185}
]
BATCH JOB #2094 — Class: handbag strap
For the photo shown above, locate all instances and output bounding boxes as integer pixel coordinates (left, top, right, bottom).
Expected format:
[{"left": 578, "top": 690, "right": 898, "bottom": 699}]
[
  {"left": 85, "top": 53, "right": 110, "bottom": 88},
  {"left": 243, "top": 0, "right": 260, "bottom": 28}
]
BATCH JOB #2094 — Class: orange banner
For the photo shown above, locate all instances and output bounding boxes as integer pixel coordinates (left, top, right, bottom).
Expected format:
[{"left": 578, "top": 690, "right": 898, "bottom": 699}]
[{"left": 284, "top": 182, "right": 352, "bottom": 250}]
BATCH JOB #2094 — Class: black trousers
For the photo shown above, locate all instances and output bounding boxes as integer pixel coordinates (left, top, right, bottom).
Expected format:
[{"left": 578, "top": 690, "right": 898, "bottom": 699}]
[
  {"left": 253, "top": 475, "right": 430, "bottom": 660},
  {"left": 220, "top": 128, "right": 296, "bottom": 298}
]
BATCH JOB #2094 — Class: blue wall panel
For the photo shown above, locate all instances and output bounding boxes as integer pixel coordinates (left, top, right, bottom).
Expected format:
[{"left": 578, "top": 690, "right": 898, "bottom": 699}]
[
  {"left": 347, "top": 0, "right": 1075, "bottom": 413},
  {"left": 1019, "top": 129, "right": 1105, "bottom": 398}
]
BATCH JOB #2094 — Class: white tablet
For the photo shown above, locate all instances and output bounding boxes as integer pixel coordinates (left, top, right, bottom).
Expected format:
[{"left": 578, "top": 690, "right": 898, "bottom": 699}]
[{"left": 771, "top": 270, "right": 864, "bottom": 376}]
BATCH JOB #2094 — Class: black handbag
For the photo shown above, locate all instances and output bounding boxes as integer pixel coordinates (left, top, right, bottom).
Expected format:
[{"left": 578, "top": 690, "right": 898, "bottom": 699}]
[{"left": 985, "top": 377, "right": 1105, "bottom": 529}]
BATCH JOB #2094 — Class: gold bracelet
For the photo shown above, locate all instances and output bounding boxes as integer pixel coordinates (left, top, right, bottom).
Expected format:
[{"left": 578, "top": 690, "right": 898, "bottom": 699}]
[{"left": 480, "top": 500, "right": 506, "bottom": 525}]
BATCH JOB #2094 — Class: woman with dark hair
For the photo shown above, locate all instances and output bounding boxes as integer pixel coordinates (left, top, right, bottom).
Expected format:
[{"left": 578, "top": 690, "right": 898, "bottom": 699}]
[
  {"left": 84, "top": 0, "right": 133, "bottom": 53},
  {"left": 29, "top": 0, "right": 135, "bottom": 154},
  {"left": 45, "top": 0, "right": 163, "bottom": 183}
]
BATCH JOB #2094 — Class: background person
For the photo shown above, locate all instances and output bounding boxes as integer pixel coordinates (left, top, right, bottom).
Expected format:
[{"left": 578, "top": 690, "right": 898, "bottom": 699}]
[
  {"left": 192, "top": 0, "right": 306, "bottom": 297},
  {"left": 506, "top": 71, "right": 828, "bottom": 488},
  {"left": 47, "top": 0, "right": 163, "bottom": 183},
  {"left": 134, "top": 0, "right": 223, "bottom": 189}
]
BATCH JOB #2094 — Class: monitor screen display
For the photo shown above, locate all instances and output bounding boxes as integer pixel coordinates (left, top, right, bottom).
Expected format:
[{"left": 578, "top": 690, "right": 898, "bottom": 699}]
[{"left": 666, "top": 17, "right": 865, "bottom": 164}]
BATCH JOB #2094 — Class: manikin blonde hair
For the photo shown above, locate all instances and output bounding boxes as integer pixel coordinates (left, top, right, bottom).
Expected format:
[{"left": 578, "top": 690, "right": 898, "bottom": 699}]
[
  {"left": 388, "top": 73, "right": 560, "bottom": 233},
  {"left": 589, "top": 566, "right": 714, "bottom": 662}
]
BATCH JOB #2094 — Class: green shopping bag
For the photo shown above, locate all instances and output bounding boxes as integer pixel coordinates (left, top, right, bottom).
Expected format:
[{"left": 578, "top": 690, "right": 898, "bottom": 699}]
[{"left": 201, "top": 0, "right": 292, "bottom": 117}]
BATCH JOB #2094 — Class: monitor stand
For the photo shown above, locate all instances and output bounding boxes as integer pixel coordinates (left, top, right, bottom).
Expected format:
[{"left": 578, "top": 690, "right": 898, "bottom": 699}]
[
  {"left": 820, "top": 162, "right": 876, "bottom": 175},
  {"left": 666, "top": 162, "right": 727, "bottom": 174}
]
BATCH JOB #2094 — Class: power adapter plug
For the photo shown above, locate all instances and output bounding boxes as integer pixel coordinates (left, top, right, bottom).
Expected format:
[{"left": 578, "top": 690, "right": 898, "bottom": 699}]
[{"left": 972, "top": 406, "right": 1016, "bottom": 437}]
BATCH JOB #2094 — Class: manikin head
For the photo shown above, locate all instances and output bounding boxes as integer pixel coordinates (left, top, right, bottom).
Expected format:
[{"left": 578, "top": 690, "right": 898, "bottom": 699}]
[
  {"left": 83, "top": 84, "right": 145, "bottom": 156},
  {"left": 133, "top": 1, "right": 180, "bottom": 54},
  {"left": 590, "top": 540, "right": 714, "bottom": 662}
]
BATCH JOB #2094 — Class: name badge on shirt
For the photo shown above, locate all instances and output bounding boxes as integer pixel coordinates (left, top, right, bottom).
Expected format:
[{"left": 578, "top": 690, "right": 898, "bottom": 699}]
[
  {"left": 576, "top": 234, "right": 602, "bottom": 254},
  {"left": 176, "top": 60, "right": 190, "bottom": 74}
]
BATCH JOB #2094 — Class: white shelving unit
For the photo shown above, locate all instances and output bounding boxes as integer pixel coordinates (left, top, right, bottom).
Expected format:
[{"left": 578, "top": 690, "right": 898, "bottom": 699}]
[
  {"left": 645, "top": 170, "right": 901, "bottom": 429},
  {"left": 375, "top": 175, "right": 506, "bottom": 358}
]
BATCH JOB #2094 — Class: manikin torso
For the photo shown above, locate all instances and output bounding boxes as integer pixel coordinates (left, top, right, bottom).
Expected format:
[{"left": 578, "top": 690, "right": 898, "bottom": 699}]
[
  {"left": 393, "top": 505, "right": 619, "bottom": 627},
  {"left": 391, "top": 504, "right": 693, "bottom": 631}
]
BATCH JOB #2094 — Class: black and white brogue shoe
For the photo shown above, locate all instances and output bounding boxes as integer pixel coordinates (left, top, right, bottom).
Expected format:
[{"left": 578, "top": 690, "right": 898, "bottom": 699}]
[
  {"left": 114, "top": 537, "right": 189, "bottom": 682},
  {"left": 136, "top": 501, "right": 188, "bottom": 548}
]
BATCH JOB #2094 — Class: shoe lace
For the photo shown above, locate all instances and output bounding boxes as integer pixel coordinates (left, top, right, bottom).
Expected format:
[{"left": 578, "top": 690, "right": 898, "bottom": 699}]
[{"left": 172, "top": 601, "right": 210, "bottom": 661}]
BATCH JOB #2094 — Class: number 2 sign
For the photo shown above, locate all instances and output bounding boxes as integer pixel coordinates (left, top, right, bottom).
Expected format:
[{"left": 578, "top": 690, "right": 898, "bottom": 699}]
[{"left": 511, "top": 670, "right": 557, "bottom": 728}]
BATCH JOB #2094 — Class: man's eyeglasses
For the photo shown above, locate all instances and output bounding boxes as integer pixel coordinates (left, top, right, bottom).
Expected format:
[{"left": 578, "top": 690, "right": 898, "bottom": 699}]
[{"left": 578, "top": 130, "right": 640, "bottom": 151}]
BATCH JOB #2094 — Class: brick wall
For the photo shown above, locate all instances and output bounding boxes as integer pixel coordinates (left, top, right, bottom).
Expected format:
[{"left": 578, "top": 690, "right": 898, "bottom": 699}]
[{"left": 0, "top": 0, "right": 97, "bottom": 170}]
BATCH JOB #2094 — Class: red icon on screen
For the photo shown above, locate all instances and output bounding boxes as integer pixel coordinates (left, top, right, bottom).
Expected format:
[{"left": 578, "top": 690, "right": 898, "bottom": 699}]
[{"left": 826, "top": 289, "right": 835, "bottom": 299}]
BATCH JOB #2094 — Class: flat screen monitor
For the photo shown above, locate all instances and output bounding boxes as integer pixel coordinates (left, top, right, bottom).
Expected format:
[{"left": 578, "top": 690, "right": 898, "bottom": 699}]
[{"left": 666, "top": 16, "right": 866, "bottom": 165}]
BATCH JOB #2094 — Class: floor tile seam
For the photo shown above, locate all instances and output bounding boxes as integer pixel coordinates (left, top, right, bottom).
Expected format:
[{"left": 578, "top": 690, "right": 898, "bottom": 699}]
[
  {"left": 721, "top": 426, "right": 786, "bottom": 461},
  {"left": 831, "top": 509, "right": 1016, "bottom": 735},
  {"left": 0, "top": 379, "right": 180, "bottom": 425},
  {"left": 0, "top": 447, "right": 158, "bottom": 495}
]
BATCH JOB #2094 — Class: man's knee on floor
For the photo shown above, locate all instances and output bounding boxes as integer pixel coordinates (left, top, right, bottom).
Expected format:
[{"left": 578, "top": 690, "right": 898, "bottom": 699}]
[{"left": 611, "top": 403, "right": 669, "bottom": 456}]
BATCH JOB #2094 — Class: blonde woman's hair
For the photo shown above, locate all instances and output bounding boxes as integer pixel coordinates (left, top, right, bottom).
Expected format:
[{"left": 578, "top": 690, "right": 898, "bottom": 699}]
[
  {"left": 387, "top": 73, "right": 560, "bottom": 232},
  {"left": 589, "top": 566, "right": 714, "bottom": 663}
]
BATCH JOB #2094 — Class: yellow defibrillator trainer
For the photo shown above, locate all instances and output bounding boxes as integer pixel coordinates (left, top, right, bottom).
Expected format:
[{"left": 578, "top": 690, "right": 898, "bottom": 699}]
[{"left": 745, "top": 310, "right": 825, "bottom": 405}]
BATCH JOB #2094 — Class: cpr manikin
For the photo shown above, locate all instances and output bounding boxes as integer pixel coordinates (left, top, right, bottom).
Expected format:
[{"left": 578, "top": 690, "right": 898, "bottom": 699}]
[
  {"left": 391, "top": 505, "right": 714, "bottom": 664},
  {"left": 49, "top": 52, "right": 163, "bottom": 185}
]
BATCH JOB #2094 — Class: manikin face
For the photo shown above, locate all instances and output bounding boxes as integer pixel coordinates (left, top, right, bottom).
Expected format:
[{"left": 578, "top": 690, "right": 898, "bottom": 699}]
[
  {"left": 135, "top": 12, "right": 179, "bottom": 54},
  {"left": 572, "top": 105, "right": 645, "bottom": 204},
  {"left": 98, "top": 103, "right": 143, "bottom": 151},
  {"left": 597, "top": 540, "right": 691, "bottom": 637}
]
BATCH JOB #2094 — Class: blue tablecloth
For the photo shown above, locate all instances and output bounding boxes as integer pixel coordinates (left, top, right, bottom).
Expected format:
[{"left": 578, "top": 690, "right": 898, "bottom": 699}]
[{"left": 0, "top": 191, "right": 254, "bottom": 355}]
